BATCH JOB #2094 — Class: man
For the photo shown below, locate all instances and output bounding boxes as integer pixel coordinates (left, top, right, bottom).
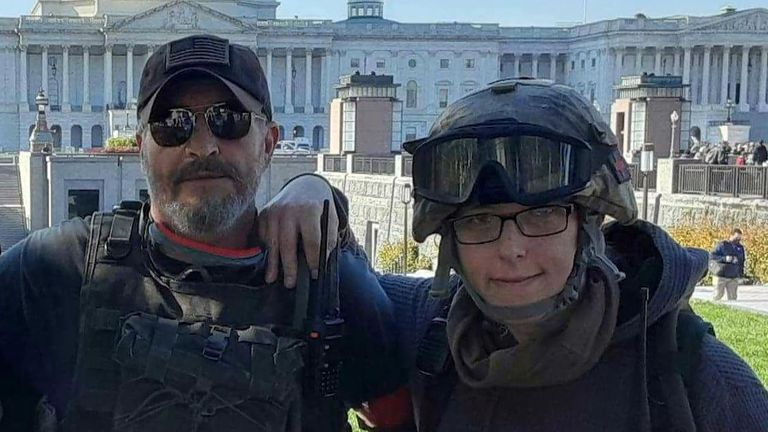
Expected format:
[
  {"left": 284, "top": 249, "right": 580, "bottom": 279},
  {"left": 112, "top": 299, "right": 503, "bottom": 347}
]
[
  {"left": 266, "top": 78, "right": 768, "bottom": 431},
  {"left": 754, "top": 140, "right": 768, "bottom": 166},
  {"left": 710, "top": 228, "right": 746, "bottom": 301},
  {"left": 0, "top": 35, "right": 404, "bottom": 431}
]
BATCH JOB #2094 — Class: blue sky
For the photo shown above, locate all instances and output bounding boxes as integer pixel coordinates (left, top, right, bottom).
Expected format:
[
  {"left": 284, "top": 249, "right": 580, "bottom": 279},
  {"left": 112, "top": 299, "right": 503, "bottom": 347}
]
[{"left": 1, "top": 1, "right": 766, "bottom": 26}]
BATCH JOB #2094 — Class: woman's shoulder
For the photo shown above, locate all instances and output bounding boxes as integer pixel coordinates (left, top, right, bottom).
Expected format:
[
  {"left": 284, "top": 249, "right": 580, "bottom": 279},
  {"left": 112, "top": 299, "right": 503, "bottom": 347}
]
[{"left": 689, "top": 334, "right": 768, "bottom": 431}]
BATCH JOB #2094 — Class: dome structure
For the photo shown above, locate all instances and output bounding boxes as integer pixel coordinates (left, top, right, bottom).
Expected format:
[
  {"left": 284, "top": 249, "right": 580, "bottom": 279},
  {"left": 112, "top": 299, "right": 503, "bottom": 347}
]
[{"left": 347, "top": 0, "right": 384, "bottom": 19}]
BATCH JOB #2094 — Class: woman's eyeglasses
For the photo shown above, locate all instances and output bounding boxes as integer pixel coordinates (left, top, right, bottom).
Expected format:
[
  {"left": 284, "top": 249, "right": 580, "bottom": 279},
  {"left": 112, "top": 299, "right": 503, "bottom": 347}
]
[{"left": 451, "top": 205, "right": 573, "bottom": 245}]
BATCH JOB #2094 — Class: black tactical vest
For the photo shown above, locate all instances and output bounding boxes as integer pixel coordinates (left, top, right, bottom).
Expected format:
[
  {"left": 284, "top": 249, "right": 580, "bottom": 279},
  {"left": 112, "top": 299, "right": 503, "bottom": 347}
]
[{"left": 62, "top": 202, "right": 345, "bottom": 432}]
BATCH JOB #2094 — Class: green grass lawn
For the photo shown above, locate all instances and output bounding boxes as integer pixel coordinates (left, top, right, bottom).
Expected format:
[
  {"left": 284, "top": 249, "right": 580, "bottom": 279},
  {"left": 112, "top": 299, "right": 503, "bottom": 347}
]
[
  {"left": 346, "top": 300, "right": 767, "bottom": 430},
  {"left": 691, "top": 300, "right": 768, "bottom": 386}
]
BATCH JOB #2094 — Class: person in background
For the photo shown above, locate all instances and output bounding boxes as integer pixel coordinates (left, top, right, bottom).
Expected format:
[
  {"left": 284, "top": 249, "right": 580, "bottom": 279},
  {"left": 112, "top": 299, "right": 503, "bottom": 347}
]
[
  {"left": 753, "top": 140, "right": 768, "bottom": 166},
  {"left": 710, "top": 228, "right": 746, "bottom": 301}
]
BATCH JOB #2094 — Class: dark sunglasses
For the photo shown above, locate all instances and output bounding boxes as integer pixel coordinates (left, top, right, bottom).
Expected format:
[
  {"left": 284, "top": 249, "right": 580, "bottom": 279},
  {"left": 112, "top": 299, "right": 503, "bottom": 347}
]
[{"left": 148, "top": 102, "right": 268, "bottom": 147}]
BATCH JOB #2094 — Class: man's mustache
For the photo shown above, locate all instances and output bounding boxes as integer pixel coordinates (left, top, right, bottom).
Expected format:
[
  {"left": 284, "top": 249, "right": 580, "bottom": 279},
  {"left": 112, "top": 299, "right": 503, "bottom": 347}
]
[{"left": 172, "top": 158, "right": 243, "bottom": 186}]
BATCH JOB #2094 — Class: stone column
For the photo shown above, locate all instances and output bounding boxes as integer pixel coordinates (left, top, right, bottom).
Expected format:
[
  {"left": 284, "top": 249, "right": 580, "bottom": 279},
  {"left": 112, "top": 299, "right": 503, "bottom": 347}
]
[
  {"left": 759, "top": 46, "right": 768, "bottom": 111},
  {"left": 673, "top": 48, "right": 680, "bottom": 76},
  {"left": 83, "top": 46, "right": 91, "bottom": 112},
  {"left": 322, "top": 49, "right": 332, "bottom": 107},
  {"left": 126, "top": 45, "right": 134, "bottom": 107},
  {"left": 550, "top": 53, "right": 557, "bottom": 81},
  {"left": 104, "top": 45, "right": 113, "bottom": 109},
  {"left": 265, "top": 48, "right": 273, "bottom": 87},
  {"left": 513, "top": 53, "right": 520, "bottom": 78},
  {"left": 305, "top": 49, "right": 313, "bottom": 113},
  {"left": 739, "top": 45, "right": 750, "bottom": 111},
  {"left": 614, "top": 47, "right": 623, "bottom": 83},
  {"left": 285, "top": 48, "right": 294, "bottom": 114},
  {"left": 532, "top": 53, "right": 539, "bottom": 78},
  {"left": 721, "top": 45, "right": 731, "bottom": 104},
  {"left": 62, "top": 45, "right": 71, "bottom": 111},
  {"left": 682, "top": 46, "right": 691, "bottom": 86},
  {"left": 654, "top": 47, "right": 662, "bottom": 75},
  {"left": 635, "top": 47, "right": 643, "bottom": 73},
  {"left": 41, "top": 45, "right": 48, "bottom": 97},
  {"left": 701, "top": 45, "right": 711, "bottom": 106},
  {"left": 19, "top": 45, "right": 28, "bottom": 110}
]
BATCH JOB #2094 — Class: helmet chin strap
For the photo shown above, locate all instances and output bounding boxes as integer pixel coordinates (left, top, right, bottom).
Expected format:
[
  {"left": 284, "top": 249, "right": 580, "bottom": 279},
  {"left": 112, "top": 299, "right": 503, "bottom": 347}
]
[{"left": 430, "top": 208, "right": 624, "bottom": 325}]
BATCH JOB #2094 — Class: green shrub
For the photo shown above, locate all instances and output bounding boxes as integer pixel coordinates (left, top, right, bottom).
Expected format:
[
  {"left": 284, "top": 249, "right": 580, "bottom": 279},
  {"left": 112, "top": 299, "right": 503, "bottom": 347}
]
[
  {"left": 105, "top": 136, "right": 138, "bottom": 153},
  {"left": 667, "top": 224, "right": 768, "bottom": 284},
  {"left": 376, "top": 241, "right": 432, "bottom": 273}
]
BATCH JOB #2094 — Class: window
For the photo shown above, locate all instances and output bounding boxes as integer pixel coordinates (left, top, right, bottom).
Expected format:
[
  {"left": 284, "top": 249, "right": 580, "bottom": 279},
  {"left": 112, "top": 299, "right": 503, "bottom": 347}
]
[
  {"left": 68, "top": 189, "right": 100, "bottom": 219},
  {"left": 350, "top": 58, "right": 360, "bottom": 68},
  {"left": 376, "top": 59, "right": 386, "bottom": 69},
  {"left": 571, "top": 60, "right": 575, "bottom": 71},
  {"left": 591, "top": 58, "right": 596, "bottom": 68},
  {"left": 367, "top": 7, "right": 373, "bottom": 16},
  {"left": 406, "top": 81, "right": 418, "bottom": 108},
  {"left": 139, "top": 189, "right": 149, "bottom": 202},
  {"left": 440, "top": 59, "right": 450, "bottom": 69},
  {"left": 581, "top": 59, "right": 585, "bottom": 69},
  {"left": 408, "top": 59, "right": 417, "bottom": 68},
  {"left": 374, "top": 6, "right": 379, "bottom": 15},
  {"left": 465, "top": 58, "right": 475, "bottom": 69},
  {"left": 405, "top": 127, "right": 417, "bottom": 141},
  {"left": 438, "top": 88, "right": 449, "bottom": 108},
  {"left": 91, "top": 125, "right": 103, "bottom": 148}
]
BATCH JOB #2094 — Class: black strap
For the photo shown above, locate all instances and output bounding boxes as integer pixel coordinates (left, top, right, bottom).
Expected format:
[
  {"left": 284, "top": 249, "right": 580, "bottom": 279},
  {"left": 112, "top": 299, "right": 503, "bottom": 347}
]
[
  {"left": 412, "top": 284, "right": 458, "bottom": 432},
  {"left": 648, "top": 307, "right": 715, "bottom": 432}
]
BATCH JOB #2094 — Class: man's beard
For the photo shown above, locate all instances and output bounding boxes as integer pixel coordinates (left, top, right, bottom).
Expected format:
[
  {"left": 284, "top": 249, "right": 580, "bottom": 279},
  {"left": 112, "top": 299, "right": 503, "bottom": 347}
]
[{"left": 143, "top": 154, "right": 267, "bottom": 240}]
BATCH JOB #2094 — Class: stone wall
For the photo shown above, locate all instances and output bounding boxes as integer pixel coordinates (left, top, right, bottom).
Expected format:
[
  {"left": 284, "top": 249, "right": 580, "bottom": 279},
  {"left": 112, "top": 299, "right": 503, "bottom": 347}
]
[
  {"left": 324, "top": 171, "right": 768, "bottom": 266},
  {"left": 17, "top": 152, "right": 317, "bottom": 230}
]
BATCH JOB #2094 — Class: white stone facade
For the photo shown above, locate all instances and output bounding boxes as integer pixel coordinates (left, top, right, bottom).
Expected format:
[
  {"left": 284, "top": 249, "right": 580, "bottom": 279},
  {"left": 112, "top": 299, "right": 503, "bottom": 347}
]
[{"left": 2, "top": 0, "right": 768, "bottom": 152}]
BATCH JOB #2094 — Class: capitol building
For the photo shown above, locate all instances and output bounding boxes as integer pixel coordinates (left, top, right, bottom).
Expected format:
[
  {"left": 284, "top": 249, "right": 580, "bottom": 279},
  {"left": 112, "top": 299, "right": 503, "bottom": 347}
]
[{"left": 0, "top": 0, "right": 767, "bottom": 154}]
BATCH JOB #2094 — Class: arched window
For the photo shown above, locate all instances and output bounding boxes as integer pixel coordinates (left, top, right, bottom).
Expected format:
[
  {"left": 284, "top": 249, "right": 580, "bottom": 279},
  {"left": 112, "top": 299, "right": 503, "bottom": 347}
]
[
  {"left": 71, "top": 125, "right": 83, "bottom": 149},
  {"left": 313, "top": 126, "right": 324, "bottom": 150},
  {"left": 278, "top": 125, "right": 285, "bottom": 140},
  {"left": 293, "top": 125, "right": 304, "bottom": 138},
  {"left": 406, "top": 81, "right": 418, "bottom": 108},
  {"left": 91, "top": 125, "right": 103, "bottom": 148},
  {"left": 51, "top": 125, "right": 62, "bottom": 150}
]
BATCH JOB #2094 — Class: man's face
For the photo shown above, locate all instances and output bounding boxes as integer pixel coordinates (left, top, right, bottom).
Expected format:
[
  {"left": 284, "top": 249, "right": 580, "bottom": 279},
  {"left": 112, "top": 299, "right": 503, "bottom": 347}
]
[
  {"left": 455, "top": 202, "right": 579, "bottom": 309},
  {"left": 137, "top": 76, "right": 278, "bottom": 239},
  {"left": 731, "top": 233, "right": 742, "bottom": 244}
]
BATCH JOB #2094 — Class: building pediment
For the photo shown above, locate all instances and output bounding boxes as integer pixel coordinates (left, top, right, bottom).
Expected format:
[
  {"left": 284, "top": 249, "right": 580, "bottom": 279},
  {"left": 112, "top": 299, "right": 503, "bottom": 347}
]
[
  {"left": 106, "top": 0, "right": 254, "bottom": 33},
  {"left": 690, "top": 9, "right": 768, "bottom": 33}
]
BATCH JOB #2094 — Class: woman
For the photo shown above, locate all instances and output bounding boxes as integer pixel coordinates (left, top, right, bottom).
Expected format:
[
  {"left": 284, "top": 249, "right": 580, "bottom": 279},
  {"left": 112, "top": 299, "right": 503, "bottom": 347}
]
[{"left": 264, "top": 78, "right": 768, "bottom": 431}]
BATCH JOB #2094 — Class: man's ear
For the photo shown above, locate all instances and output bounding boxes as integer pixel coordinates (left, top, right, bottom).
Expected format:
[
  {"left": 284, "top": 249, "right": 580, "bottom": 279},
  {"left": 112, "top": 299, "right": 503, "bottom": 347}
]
[{"left": 264, "top": 123, "right": 279, "bottom": 156}]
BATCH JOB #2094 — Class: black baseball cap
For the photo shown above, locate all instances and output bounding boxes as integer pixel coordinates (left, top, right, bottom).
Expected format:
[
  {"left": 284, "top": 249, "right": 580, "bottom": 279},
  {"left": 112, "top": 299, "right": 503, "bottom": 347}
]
[{"left": 137, "top": 34, "right": 272, "bottom": 122}]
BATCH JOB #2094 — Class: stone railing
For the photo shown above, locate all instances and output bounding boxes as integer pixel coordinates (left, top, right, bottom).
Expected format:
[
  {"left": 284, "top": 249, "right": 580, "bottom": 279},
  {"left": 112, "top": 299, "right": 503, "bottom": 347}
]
[
  {"left": 317, "top": 154, "right": 411, "bottom": 177},
  {"left": 676, "top": 164, "right": 768, "bottom": 199}
]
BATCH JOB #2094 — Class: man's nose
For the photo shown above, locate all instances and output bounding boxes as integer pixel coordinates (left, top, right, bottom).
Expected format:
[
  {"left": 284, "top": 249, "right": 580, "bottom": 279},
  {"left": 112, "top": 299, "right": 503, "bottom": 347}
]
[
  {"left": 496, "top": 219, "right": 528, "bottom": 261},
  {"left": 184, "top": 114, "right": 220, "bottom": 158}
]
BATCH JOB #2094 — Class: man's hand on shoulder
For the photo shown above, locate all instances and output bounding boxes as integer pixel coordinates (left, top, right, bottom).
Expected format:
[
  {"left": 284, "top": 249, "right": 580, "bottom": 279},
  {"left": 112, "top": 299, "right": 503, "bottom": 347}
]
[{"left": 258, "top": 174, "right": 340, "bottom": 288}]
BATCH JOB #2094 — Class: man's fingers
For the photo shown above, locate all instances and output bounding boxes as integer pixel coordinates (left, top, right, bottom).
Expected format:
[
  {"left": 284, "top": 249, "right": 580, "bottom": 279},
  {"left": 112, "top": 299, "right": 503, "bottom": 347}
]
[
  {"left": 279, "top": 221, "right": 299, "bottom": 289},
  {"left": 264, "top": 212, "right": 281, "bottom": 284},
  {"left": 300, "top": 214, "right": 322, "bottom": 280}
]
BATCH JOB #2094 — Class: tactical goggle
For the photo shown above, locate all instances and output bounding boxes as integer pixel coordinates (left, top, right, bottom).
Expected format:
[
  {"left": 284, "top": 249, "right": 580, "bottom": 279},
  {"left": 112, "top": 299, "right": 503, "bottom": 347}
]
[
  {"left": 148, "top": 102, "right": 267, "bottom": 147},
  {"left": 407, "top": 124, "right": 603, "bottom": 206}
]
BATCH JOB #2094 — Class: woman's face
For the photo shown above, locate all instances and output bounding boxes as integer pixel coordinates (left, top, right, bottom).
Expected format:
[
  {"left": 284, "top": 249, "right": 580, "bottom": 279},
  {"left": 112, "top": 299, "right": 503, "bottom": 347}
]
[{"left": 454, "top": 202, "right": 580, "bottom": 308}]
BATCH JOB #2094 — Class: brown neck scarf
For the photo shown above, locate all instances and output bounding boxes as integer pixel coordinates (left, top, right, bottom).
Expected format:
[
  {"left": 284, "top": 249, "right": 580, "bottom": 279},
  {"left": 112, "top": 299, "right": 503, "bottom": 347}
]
[{"left": 447, "top": 268, "right": 620, "bottom": 389}]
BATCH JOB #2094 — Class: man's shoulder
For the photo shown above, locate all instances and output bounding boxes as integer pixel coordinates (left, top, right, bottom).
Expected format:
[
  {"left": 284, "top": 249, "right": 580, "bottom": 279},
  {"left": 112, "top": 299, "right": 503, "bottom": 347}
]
[{"left": 2, "top": 217, "right": 91, "bottom": 287}]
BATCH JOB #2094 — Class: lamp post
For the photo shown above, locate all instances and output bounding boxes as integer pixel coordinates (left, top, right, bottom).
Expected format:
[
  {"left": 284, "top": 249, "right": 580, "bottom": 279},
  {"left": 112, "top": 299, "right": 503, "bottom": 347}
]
[
  {"left": 670, "top": 110, "right": 679, "bottom": 156},
  {"left": 640, "top": 143, "right": 655, "bottom": 220},
  {"left": 400, "top": 183, "right": 412, "bottom": 274},
  {"left": 725, "top": 98, "right": 735, "bottom": 123}
]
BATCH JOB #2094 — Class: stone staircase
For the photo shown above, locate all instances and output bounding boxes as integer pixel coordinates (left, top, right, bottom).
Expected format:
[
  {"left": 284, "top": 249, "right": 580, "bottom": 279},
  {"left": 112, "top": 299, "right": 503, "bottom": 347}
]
[{"left": 0, "top": 161, "right": 27, "bottom": 252}]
